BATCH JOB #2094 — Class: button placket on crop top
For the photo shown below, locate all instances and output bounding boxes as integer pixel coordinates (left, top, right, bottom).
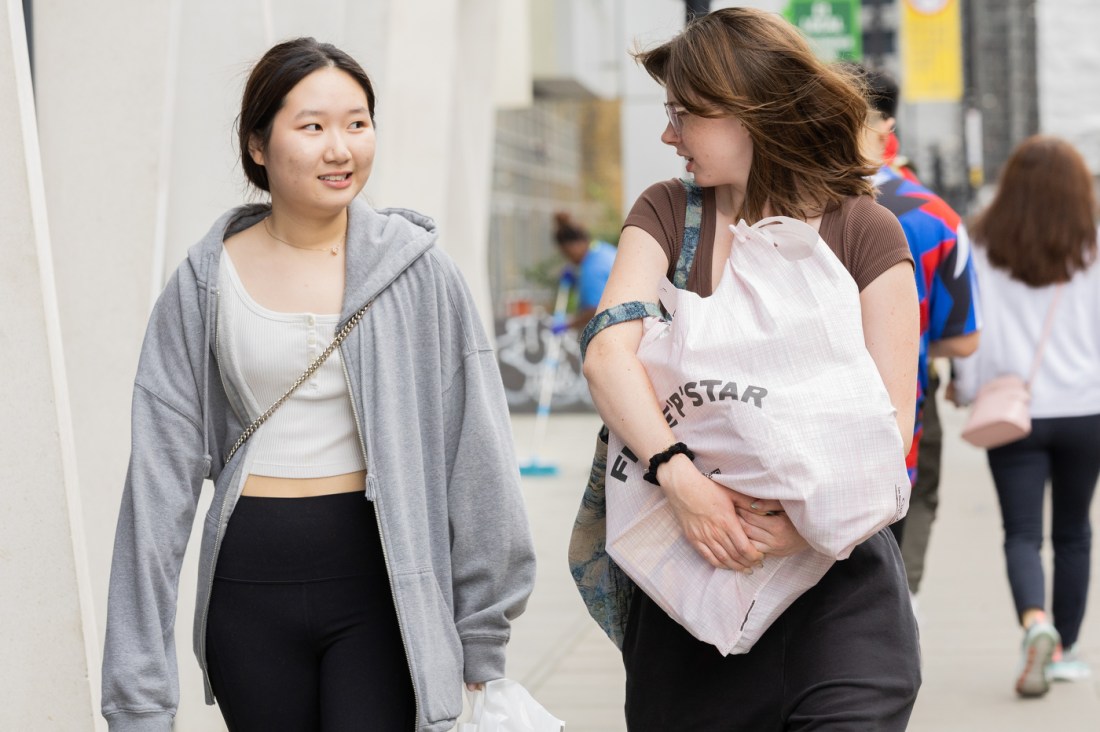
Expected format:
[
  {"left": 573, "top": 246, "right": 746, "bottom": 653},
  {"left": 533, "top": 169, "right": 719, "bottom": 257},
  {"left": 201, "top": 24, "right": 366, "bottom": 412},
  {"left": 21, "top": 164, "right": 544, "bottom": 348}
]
[{"left": 217, "top": 252, "right": 366, "bottom": 478}]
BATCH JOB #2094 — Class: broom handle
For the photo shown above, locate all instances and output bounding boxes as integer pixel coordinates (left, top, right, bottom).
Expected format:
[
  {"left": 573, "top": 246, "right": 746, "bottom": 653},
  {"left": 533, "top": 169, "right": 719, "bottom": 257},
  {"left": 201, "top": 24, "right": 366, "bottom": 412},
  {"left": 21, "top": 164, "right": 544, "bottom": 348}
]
[{"left": 530, "top": 278, "right": 572, "bottom": 453}]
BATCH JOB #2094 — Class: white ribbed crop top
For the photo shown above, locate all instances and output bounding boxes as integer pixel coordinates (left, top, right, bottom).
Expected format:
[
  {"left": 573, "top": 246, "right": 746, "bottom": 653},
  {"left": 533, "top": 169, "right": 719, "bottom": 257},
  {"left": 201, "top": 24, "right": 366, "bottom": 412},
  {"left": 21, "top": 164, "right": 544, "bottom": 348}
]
[{"left": 217, "top": 252, "right": 365, "bottom": 478}]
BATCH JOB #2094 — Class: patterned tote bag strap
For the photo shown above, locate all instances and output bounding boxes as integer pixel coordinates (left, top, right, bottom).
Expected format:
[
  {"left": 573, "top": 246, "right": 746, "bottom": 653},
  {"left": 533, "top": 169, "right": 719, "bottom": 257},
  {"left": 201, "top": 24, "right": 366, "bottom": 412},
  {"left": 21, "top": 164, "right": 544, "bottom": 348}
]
[
  {"left": 577, "top": 179, "right": 703, "bottom": 359},
  {"left": 672, "top": 179, "right": 704, "bottom": 288},
  {"left": 568, "top": 423, "right": 635, "bottom": 648}
]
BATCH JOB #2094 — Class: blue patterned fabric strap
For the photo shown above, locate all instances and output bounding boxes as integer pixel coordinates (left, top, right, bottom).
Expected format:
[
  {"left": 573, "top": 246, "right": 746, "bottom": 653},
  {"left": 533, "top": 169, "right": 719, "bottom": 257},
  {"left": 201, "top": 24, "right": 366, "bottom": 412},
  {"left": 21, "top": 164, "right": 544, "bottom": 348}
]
[
  {"left": 578, "top": 179, "right": 703, "bottom": 361},
  {"left": 674, "top": 179, "right": 703, "bottom": 289},
  {"left": 579, "top": 300, "right": 663, "bottom": 361}
]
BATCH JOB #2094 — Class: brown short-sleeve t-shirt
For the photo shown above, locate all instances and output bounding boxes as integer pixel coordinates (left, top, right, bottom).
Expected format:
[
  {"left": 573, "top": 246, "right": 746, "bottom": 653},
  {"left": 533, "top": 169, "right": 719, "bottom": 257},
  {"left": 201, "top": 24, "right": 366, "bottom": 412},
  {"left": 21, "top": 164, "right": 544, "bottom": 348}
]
[{"left": 623, "top": 179, "right": 913, "bottom": 296}]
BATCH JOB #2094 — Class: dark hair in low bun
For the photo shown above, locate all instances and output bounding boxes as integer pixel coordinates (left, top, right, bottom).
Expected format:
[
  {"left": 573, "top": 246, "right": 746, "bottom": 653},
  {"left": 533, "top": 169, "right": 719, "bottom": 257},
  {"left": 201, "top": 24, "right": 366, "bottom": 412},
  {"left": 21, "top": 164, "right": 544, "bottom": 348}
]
[{"left": 553, "top": 211, "right": 589, "bottom": 245}]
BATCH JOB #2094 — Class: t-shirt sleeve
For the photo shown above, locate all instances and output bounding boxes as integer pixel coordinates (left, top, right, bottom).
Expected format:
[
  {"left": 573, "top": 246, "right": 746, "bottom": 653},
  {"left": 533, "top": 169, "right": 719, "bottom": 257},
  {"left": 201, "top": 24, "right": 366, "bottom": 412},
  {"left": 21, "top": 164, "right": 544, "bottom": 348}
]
[
  {"left": 927, "top": 222, "right": 981, "bottom": 341},
  {"left": 622, "top": 180, "right": 686, "bottom": 267},
  {"left": 841, "top": 197, "right": 914, "bottom": 291}
]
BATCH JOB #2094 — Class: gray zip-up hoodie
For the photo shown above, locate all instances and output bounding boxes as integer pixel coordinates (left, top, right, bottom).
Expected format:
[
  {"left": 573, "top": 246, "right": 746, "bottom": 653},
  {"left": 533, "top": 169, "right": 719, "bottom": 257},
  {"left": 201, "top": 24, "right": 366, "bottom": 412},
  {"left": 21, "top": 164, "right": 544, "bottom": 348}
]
[{"left": 101, "top": 199, "right": 536, "bottom": 732}]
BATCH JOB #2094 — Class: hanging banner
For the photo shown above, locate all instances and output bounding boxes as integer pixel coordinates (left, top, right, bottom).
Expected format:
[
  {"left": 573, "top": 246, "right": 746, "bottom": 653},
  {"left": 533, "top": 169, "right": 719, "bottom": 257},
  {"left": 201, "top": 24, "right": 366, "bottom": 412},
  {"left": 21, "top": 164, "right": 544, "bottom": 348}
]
[
  {"left": 785, "top": 1, "right": 862, "bottom": 62},
  {"left": 901, "top": 0, "right": 963, "bottom": 102}
]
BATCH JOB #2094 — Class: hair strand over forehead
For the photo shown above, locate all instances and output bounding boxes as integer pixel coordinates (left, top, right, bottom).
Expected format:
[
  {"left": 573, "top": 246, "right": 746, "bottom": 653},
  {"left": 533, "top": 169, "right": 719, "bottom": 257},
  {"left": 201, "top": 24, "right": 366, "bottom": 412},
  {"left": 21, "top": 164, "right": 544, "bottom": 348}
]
[{"left": 633, "top": 7, "right": 876, "bottom": 222}]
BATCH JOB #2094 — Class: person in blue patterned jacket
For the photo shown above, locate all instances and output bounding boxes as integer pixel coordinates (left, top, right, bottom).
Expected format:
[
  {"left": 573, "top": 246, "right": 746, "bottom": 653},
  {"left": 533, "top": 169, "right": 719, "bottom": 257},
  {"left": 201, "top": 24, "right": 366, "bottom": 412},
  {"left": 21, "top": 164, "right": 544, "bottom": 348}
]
[{"left": 859, "top": 67, "right": 981, "bottom": 590}]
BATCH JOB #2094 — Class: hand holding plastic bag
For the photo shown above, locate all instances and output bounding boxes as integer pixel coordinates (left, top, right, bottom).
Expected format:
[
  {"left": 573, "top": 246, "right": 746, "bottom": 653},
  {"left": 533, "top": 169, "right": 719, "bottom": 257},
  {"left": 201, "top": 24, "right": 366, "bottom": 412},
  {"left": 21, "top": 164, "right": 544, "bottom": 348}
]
[{"left": 458, "top": 678, "right": 564, "bottom": 732}]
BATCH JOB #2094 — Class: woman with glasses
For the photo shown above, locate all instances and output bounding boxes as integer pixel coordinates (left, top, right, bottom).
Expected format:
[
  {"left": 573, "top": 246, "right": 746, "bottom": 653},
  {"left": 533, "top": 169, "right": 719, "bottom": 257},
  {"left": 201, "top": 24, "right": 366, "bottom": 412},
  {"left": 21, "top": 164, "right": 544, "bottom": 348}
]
[{"left": 581, "top": 9, "right": 921, "bottom": 730}]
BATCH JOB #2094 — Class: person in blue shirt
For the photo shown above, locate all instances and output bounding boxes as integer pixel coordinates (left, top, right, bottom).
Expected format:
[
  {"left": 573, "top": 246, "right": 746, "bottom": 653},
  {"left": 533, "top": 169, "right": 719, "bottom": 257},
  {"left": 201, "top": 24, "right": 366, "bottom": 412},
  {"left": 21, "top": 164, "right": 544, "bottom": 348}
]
[{"left": 554, "top": 211, "right": 617, "bottom": 330}]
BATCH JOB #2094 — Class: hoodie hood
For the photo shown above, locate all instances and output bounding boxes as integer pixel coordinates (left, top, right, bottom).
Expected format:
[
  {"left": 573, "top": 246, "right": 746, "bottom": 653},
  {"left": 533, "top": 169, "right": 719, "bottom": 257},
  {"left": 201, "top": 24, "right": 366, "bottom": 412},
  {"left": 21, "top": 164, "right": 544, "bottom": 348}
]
[{"left": 186, "top": 196, "right": 439, "bottom": 323}]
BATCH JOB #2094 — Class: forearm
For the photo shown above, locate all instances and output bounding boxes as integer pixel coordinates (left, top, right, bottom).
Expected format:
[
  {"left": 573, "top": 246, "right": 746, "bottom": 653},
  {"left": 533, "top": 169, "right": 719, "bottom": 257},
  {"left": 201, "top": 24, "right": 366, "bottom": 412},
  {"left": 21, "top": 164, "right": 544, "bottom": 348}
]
[
  {"left": 447, "top": 352, "right": 536, "bottom": 671},
  {"left": 859, "top": 262, "right": 920, "bottom": 455},
  {"left": 584, "top": 338, "right": 767, "bottom": 570},
  {"left": 584, "top": 344, "right": 677, "bottom": 466},
  {"left": 929, "top": 331, "right": 979, "bottom": 359}
]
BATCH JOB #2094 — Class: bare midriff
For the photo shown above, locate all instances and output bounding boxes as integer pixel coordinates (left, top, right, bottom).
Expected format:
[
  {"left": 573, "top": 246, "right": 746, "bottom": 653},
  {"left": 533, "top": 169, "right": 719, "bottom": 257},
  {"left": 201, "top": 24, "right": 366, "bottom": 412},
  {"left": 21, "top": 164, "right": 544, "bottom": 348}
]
[{"left": 241, "top": 470, "right": 367, "bottom": 498}]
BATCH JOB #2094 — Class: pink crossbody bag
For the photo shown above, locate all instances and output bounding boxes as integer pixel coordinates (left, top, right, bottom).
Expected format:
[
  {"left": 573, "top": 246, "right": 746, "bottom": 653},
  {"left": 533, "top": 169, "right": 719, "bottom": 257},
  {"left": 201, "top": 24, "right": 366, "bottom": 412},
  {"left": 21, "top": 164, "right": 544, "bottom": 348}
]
[{"left": 961, "top": 284, "right": 1064, "bottom": 449}]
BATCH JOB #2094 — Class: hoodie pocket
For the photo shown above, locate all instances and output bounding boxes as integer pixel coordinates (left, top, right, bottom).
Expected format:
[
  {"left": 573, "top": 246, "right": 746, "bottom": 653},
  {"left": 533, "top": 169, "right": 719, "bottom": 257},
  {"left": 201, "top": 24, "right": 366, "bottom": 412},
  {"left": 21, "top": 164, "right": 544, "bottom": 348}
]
[{"left": 391, "top": 568, "right": 463, "bottom": 724}]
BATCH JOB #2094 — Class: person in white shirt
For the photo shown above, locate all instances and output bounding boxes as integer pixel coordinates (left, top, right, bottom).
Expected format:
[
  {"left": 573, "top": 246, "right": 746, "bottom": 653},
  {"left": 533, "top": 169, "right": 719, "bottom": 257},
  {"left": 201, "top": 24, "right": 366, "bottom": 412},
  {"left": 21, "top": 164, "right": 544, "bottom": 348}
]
[{"left": 952, "top": 135, "right": 1100, "bottom": 698}]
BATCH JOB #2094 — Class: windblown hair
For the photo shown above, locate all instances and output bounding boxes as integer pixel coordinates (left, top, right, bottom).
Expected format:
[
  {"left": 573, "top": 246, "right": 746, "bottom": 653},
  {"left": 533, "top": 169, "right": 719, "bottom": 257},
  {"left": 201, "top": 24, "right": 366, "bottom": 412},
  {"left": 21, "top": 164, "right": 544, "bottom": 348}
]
[
  {"left": 553, "top": 211, "right": 589, "bottom": 246},
  {"left": 633, "top": 7, "right": 876, "bottom": 222},
  {"left": 971, "top": 135, "right": 1098, "bottom": 287},
  {"left": 857, "top": 65, "right": 899, "bottom": 120},
  {"left": 239, "top": 38, "right": 376, "bottom": 192}
]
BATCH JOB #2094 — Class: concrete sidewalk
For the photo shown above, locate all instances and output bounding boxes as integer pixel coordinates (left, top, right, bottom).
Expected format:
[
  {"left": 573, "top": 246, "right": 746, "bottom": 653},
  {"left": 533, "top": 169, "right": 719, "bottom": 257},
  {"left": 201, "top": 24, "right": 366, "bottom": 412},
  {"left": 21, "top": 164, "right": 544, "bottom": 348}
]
[{"left": 505, "top": 405, "right": 1099, "bottom": 731}]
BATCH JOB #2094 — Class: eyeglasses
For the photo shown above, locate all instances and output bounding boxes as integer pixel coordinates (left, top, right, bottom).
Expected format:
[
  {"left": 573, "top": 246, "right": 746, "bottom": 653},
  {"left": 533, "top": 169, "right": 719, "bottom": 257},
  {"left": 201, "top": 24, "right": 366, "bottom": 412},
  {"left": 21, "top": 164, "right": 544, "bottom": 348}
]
[{"left": 664, "top": 102, "right": 687, "bottom": 136}]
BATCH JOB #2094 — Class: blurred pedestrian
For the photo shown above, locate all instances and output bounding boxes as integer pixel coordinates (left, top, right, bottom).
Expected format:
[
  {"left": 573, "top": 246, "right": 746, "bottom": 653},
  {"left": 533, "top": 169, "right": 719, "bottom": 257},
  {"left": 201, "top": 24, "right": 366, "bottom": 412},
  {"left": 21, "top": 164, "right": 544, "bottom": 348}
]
[
  {"left": 859, "top": 68, "right": 981, "bottom": 597},
  {"left": 883, "top": 130, "right": 921, "bottom": 184},
  {"left": 953, "top": 135, "right": 1100, "bottom": 697},
  {"left": 581, "top": 9, "right": 920, "bottom": 729},
  {"left": 553, "top": 211, "right": 616, "bottom": 330},
  {"left": 100, "top": 38, "right": 535, "bottom": 731}
]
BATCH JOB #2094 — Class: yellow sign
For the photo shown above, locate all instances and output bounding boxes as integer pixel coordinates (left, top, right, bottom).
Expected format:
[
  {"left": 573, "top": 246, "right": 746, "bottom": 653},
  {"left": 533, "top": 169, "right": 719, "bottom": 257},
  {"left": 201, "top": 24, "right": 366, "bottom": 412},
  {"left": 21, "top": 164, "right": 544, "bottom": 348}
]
[{"left": 901, "top": 0, "right": 963, "bottom": 102}]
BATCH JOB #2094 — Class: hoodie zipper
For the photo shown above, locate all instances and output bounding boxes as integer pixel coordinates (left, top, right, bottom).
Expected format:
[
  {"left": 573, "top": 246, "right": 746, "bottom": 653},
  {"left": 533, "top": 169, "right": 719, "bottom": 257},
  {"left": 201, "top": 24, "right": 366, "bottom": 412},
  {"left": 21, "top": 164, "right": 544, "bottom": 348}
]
[
  {"left": 199, "top": 286, "right": 248, "bottom": 701},
  {"left": 340, "top": 345, "right": 421, "bottom": 730},
  {"left": 197, "top": 284, "right": 221, "bottom": 698}
]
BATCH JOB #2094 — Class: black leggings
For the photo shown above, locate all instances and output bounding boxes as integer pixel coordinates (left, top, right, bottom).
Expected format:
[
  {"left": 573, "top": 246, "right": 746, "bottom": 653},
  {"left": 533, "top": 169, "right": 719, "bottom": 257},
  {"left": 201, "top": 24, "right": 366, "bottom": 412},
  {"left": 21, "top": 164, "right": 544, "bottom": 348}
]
[
  {"left": 623, "top": 529, "right": 921, "bottom": 731},
  {"left": 206, "top": 492, "right": 415, "bottom": 731},
  {"left": 987, "top": 413, "right": 1100, "bottom": 648}
]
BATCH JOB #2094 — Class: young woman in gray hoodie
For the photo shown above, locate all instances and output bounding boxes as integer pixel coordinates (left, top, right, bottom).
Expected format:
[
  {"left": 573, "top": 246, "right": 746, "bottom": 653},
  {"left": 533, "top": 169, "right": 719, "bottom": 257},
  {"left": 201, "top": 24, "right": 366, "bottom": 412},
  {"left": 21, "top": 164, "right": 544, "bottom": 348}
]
[{"left": 101, "top": 38, "right": 535, "bottom": 732}]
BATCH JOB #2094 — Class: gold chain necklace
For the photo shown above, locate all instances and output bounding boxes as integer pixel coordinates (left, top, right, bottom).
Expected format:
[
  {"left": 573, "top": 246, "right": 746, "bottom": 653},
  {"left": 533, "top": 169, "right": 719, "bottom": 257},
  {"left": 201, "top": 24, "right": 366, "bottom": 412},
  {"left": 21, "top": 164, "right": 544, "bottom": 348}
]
[{"left": 264, "top": 218, "right": 344, "bottom": 256}]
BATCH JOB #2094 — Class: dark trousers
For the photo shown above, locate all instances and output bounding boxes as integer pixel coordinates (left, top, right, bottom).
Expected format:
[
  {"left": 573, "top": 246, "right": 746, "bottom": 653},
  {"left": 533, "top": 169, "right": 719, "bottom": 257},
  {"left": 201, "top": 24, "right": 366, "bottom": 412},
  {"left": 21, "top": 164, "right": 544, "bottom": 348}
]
[
  {"left": 206, "top": 493, "right": 415, "bottom": 732},
  {"left": 987, "top": 413, "right": 1100, "bottom": 648},
  {"left": 623, "top": 529, "right": 921, "bottom": 731},
  {"left": 902, "top": 369, "right": 943, "bottom": 593},
  {"left": 888, "top": 369, "right": 943, "bottom": 586}
]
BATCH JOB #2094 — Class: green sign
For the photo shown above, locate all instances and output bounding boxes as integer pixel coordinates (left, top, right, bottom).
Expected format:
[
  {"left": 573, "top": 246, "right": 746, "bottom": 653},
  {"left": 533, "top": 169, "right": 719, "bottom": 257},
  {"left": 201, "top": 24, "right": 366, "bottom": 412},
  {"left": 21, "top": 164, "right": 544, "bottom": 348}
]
[{"left": 785, "top": 0, "right": 862, "bottom": 62}]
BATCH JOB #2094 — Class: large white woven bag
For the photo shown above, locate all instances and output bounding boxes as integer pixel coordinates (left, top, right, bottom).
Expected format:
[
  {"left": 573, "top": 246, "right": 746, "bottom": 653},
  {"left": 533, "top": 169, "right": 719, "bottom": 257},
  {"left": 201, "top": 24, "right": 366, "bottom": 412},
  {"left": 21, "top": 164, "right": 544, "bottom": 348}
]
[{"left": 606, "top": 216, "right": 910, "bottom": 655}]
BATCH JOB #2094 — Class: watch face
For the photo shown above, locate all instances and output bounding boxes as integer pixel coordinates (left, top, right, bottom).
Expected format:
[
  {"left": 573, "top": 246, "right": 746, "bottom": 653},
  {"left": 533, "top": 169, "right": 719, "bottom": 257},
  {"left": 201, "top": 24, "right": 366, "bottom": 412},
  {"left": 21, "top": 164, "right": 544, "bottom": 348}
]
[{"left": 907, "top": 0, "right": 950, "bottom": 13}]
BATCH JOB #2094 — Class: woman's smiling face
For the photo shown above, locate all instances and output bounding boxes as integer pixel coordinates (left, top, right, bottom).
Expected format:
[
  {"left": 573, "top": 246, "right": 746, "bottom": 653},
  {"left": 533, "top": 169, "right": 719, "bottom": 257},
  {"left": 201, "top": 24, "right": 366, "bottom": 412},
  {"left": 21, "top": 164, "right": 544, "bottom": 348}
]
[
  {"left": 250, "top": 66, "right": 375, "bottom": 216},
  {"left": 661, "top": 95, "right": 754, "bottom": 191}
]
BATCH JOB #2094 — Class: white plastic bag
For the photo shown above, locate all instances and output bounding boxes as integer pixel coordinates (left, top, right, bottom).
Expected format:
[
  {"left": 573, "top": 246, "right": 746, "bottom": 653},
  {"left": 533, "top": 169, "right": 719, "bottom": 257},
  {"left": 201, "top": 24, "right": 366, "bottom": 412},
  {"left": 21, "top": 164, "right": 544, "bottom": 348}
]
[
  {"left": 606, "top": 216, "right": 910, "bottom": 655},
  {"left": 457, "top": 679, "right": 564, "bottom": 732}
]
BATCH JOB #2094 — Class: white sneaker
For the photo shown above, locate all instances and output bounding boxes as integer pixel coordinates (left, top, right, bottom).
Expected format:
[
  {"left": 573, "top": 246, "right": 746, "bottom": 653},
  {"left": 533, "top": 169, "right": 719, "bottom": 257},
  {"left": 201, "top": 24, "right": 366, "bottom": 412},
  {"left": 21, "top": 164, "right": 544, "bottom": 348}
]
[
  {"left": 1047, "top": 644, "right": 1091, "bottom": 682},
  {"left": 1016, "top": 622, "right": 1060, "bottom": 698}
]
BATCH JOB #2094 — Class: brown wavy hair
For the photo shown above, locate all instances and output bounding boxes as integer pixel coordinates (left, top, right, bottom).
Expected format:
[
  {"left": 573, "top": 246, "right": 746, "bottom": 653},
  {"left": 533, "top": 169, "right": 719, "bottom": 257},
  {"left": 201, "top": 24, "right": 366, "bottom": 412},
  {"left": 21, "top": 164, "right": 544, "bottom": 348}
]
[
  {"left": 971, "top": 135, "right": 1098, "bottom": 287},
  {"left": 633, "top": 7, "right": 876, "bottom": 223}
]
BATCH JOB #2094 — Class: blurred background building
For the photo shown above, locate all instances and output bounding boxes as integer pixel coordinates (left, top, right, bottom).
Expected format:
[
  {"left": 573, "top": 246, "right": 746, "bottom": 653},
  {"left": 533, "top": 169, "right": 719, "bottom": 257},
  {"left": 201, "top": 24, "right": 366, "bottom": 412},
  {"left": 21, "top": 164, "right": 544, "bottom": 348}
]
[{"left": 3, "top": 1, "right": 1099, "bottom": 729}]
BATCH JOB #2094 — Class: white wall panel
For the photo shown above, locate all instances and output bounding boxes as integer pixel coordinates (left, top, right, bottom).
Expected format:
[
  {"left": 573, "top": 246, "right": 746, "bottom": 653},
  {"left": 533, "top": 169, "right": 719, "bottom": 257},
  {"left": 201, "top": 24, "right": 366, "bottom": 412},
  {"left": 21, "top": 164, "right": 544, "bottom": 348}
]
[
  {"left": 0, "top": 0, "right": 98, "bottom": 727},
  {"left": 620, "top": 1, "right": 683, "bottom": 212}
]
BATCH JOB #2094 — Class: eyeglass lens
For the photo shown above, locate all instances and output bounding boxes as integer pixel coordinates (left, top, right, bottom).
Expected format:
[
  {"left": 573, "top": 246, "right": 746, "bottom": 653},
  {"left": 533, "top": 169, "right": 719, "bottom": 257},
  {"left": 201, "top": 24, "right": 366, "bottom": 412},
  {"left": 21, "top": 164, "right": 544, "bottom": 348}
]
[{"left": 664, "top": 103, "right": 682, "bottom": 134}]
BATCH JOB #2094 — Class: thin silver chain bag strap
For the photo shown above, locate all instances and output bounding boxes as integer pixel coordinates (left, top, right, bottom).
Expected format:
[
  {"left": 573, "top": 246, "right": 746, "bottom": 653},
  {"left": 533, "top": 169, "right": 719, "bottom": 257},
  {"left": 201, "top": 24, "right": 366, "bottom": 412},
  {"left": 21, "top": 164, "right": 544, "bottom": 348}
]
[{"left": 224, "top": 298, "right": 374, "bottom": 464}]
